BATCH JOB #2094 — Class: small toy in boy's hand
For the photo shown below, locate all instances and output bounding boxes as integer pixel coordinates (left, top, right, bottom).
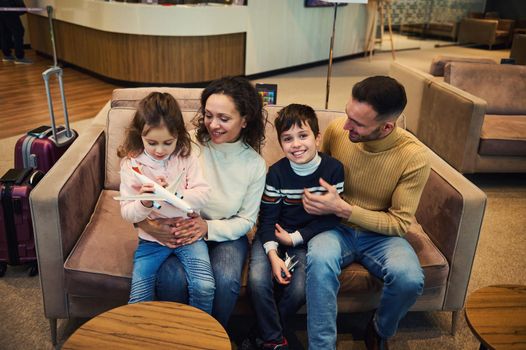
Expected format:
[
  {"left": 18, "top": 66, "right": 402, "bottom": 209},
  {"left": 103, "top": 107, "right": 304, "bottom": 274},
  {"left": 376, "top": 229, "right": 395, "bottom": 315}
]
[{"left": 281, "top": 252, "right": 299, "bottom": 278}]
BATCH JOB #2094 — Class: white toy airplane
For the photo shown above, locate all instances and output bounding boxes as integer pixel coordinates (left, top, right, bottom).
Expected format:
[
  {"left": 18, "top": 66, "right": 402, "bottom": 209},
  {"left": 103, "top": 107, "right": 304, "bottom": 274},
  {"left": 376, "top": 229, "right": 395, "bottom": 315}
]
[{"left": 114, "top": 162, "right": 194, "bottom": 214}]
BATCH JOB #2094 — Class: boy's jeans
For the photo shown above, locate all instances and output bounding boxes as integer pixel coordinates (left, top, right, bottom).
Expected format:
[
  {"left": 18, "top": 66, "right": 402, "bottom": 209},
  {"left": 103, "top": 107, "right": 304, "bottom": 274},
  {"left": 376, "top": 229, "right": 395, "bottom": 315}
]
[
  {"left": 129, "top": 238, "right": 215, "bottom": 314},
  {"left": 306, "top": 225, "right": 424, "bottom": 349},
  {"left": 248, "top": 236, "right": 307, "bottom": 342}
]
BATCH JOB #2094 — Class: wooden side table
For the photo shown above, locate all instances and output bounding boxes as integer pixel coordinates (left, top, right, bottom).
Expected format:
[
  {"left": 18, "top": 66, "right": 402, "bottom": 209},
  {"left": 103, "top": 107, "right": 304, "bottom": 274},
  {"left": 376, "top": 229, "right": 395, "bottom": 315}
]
[
  {"left": 62, "top": 301, "right": 230, "bottom": 349},
  {"left": 465, "top": 285, "right": 526, "bottom": 350}
]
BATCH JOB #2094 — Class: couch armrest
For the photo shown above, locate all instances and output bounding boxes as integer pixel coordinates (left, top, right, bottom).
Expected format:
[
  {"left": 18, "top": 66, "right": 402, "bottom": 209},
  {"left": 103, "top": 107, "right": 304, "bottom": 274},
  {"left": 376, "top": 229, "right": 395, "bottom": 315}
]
[
  {"left": 418, "top": 80, "right": 486, "bottom": 173},
  {"left": 416, "top": 148, "right": 486, "bottom": 310},
  {"left": 458, "top": 18, "right": 498, "bottom": 45},
  {"left": 30, "top": 117, "right": 107, "bottom": 319}
]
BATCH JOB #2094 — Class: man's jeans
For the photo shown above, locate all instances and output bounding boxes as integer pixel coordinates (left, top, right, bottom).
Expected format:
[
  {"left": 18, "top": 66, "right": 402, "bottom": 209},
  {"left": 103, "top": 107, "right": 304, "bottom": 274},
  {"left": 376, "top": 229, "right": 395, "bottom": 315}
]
[
  {"left": 129, "top": 239, "right": 215, "bottom": 314},
  {"left": 248, "top": 236, "right": 307, "bottom": 342},
  {"left": 306, "top": 225, "right": 424, "bottom": 349},
  {"left": 156, "top": 236, "right": 249, "bottom": 328}
]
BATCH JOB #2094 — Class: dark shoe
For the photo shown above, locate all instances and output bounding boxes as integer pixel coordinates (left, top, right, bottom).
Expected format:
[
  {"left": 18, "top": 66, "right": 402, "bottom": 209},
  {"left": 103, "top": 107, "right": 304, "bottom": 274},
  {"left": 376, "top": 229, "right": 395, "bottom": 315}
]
[
  {"left": 2, "top": 55, "right": 15, "bottom": 62},
  {"left": 365, "top": 317, "right": 389, "bottom": 350},
  {"left": 14, "top": 57, "right": 33, "bottom": 65},
  {"left": 261, "top": 337, "right": 289, "bottom": 350}
]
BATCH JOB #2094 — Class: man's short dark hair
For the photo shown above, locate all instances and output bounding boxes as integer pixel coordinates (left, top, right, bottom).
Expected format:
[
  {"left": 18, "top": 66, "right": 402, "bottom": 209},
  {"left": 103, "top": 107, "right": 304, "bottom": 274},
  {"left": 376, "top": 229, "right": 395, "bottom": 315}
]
[
  {"left": 275, "top": 104, "right": 320, "bottom": 143},
  {"left": 352, "top": 76, "right": 407, "bottom": 121}
]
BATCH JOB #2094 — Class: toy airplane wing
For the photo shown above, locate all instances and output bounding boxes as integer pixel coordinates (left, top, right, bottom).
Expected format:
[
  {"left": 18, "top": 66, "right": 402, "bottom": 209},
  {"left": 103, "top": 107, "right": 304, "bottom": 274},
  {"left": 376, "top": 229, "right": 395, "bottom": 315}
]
[{"left": 113, "top": 194, "right": 166, "bottom": 201}]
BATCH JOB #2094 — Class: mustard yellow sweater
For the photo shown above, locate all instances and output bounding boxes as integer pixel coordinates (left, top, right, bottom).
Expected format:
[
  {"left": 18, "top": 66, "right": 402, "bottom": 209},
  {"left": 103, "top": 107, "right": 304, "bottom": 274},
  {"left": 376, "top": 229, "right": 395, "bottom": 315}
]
[{"left": 321, "top": 117, "right": 430, "bottom": 237}]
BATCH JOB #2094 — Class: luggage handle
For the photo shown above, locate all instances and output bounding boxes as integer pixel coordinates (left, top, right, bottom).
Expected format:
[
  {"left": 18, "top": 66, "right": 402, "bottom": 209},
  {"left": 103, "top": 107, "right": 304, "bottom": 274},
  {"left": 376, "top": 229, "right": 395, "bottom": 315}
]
[{"left": 42, "top": 66, "right": 73, "bottom": 146}]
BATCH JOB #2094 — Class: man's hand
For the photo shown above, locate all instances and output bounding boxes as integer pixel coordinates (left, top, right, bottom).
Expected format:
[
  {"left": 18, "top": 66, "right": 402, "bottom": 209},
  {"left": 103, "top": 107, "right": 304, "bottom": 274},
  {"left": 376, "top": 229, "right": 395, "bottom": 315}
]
[
  {"left": 274, "top": 223, "right": 293, "bottom": 246},
  {"left": 136, "top": 217, "right": 181, "bottom": 248},
  {"left": 172, "top": 212, "right": 208, "bottom": 246},
  {"left": 302, "top": 178, "right": 352, "bottom": 219},
  {"left": 268, "top": 250, "right": 291, "bottom": 285}
]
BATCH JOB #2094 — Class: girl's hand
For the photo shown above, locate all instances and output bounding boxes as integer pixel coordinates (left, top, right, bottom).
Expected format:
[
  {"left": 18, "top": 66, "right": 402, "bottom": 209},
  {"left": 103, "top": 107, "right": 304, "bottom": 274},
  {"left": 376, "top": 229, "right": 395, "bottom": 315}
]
[
  {"left": 268, "top": 250, "right": 291, "bottom": 285},
  {"left": 172, "top": 212, "right": 208, "bottom": 246},
  {"left": 139, "top": 183, "right": 155, "bottom": 208},
  {"left": 156, "top": 176, "right": 168, "bottom": 188},
  {"left": 274, "top": 223, "right": 293, "bottom": 246}
]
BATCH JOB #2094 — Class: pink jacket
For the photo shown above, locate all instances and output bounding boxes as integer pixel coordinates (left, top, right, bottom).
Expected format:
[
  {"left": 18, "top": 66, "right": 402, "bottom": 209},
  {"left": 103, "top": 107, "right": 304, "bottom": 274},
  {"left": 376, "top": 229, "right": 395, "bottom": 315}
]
[{"left": 119, "top": 150, "right": 210, "bottom": 244}]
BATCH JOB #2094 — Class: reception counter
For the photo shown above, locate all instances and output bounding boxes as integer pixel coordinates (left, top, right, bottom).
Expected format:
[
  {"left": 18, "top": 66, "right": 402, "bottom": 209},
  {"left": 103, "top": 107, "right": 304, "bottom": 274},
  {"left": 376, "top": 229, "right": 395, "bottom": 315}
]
[{"left": 25, "top": 0, "right": 368, "bottom": 84}]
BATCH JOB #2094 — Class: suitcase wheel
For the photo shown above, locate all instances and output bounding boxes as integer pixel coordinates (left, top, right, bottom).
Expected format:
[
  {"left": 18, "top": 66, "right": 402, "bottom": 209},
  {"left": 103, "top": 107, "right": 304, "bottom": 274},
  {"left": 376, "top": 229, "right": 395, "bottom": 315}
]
[
  {"left": 0, "top": 262, "right": 6, "bottom": 277},
  {"left": 28, "top": 262, "right": 38, "bottom": 277}
]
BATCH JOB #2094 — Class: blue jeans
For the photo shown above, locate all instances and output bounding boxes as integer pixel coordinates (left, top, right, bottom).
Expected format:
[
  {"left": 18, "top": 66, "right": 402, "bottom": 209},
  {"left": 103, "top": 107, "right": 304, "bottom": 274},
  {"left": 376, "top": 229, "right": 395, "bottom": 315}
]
[
  {"left": 156, "top": 235, "right": 249, "bottom": 328},
  {"left": 129, "top": 239, "right": 215, "bottom": 314},
  {"left": 306, "top": 225, "right": 424, "bottom": 349},
  {"left": 248, "top": 236, "right": 307, "bottom": 342}
]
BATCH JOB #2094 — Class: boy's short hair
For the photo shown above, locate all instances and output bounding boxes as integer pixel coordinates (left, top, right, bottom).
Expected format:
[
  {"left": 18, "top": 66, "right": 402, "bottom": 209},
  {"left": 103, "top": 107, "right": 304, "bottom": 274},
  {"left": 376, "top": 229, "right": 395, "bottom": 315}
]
[{"left": 275, "top": 104, "right": 320, "bottom": 142}]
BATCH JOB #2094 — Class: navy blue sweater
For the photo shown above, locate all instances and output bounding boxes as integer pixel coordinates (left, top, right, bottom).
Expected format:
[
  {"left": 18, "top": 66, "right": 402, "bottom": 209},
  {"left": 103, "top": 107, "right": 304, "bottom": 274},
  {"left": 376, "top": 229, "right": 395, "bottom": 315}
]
[{"left": 257, "top": 152, "right": 345, "bottom": 246}]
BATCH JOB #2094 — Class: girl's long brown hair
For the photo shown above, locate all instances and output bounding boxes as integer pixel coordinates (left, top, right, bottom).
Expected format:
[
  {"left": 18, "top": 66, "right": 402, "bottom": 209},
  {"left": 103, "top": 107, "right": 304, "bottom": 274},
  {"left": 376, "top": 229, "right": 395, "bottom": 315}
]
[{"left": 117, "top": 92, "right": 191, "bottom": 159}]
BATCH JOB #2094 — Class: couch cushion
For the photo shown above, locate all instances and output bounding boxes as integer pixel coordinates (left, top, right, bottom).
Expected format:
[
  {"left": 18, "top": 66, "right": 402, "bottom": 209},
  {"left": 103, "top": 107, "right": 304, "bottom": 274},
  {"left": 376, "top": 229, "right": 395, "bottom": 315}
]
[
  {"left": 64, "top": 190, "right": 135, "bottom": 299},
  {"left": 65, "top": 191, "right": 448, "bottom": 304},
  {"left": 444, "top": 62, "right": 526, "bottom": 115},
  {"left": 111, "top": 87, "right": 203, "bottom": 109},
  {"left": 479, "top": 115, "right": 526, "bottom": 156},
  {"left": 429, "top": 55, "right": 496, "bottom": 76}
]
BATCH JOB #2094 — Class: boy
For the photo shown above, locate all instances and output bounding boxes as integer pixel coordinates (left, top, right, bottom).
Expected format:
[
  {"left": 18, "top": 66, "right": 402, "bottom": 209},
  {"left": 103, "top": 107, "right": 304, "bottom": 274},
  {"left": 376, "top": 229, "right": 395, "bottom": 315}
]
[{"left": 247, "top": 104, "right": 345, "bottom": 350}]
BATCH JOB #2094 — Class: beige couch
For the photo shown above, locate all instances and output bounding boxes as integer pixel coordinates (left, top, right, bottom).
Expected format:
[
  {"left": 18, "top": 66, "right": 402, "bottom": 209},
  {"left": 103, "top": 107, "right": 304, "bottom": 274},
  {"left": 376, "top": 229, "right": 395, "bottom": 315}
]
[
  {"left": 458, "top": 17, "right": 515, "bottom": 49},
  {"left": 390, "top": 61, "right": 526, "bottom": 174},
  {"left": 30, "top": 88, "right": 487, "bottom": 344}
]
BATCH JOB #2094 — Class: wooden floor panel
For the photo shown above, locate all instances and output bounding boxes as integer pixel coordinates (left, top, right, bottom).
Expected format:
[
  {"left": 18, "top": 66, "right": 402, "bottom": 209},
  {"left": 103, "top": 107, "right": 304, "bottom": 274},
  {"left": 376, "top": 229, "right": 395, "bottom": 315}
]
[{"left": 0, "top": 50, "right": 121, "bottom": 139}]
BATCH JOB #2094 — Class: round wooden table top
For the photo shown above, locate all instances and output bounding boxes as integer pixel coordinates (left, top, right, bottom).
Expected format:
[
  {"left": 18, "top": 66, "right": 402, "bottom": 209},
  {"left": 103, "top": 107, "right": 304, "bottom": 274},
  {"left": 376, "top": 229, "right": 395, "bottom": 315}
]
[
  {"left": 465, "top": 284, "right": 526, "bottom": 350},
  {"left": 62, "top": 301, "right": 231, "bottom": 350}
]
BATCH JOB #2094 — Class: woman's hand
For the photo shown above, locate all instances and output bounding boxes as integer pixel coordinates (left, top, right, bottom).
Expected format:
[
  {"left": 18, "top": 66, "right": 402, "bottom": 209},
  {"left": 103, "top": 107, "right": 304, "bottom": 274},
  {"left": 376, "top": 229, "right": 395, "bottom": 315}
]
[
  {"left": 172, "top": 212, "right": 208, "bottom": 246},
  {"left": 268, "top": 250, "right": 291, "bottom": 285},
  {"left": 274, "top": 223, "right": 293, "bottom": 246},
  {"left": 136, "top": 217, "right": 182, "bottom": 248}
]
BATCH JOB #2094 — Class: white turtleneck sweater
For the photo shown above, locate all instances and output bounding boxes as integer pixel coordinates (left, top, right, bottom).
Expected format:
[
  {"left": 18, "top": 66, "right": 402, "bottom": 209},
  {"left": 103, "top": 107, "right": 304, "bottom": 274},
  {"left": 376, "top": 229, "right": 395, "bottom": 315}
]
[{"left": 193, "top": 137, "right": 267, "bottom": 242}]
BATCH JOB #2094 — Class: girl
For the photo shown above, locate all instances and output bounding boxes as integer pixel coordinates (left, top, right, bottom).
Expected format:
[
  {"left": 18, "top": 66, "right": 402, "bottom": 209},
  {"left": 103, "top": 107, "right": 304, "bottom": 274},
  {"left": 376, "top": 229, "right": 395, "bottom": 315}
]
[{"left": 117, "top": 92, "right": 214, "bottom": 313}]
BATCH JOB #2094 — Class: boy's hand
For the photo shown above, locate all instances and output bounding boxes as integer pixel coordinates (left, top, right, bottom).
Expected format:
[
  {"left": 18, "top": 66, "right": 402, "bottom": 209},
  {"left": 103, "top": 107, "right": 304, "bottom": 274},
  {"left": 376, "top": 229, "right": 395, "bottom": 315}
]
[
  {"left": 275, "top": 223, "right": 293, "bottom": 246},
  {"left": 139, "top": 183, "right": 155, "bottom": 208},
  {"left": 268, "top": 250, "right": 291, "bottom": 285}
]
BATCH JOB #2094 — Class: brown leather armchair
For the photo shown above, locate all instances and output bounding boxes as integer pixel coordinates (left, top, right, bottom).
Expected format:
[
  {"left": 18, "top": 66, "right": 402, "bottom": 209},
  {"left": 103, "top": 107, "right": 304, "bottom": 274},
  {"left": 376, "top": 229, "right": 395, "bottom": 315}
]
[{"left": 458, "top": 17, "right": 514, "bottom": 49}]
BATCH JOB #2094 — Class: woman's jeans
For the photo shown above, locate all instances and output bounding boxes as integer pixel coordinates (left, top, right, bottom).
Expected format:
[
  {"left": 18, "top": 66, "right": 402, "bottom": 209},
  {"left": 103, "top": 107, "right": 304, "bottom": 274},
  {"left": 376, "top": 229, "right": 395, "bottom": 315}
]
[
  {"left": 129, "top": 239, "right": 215, "bottom": 315},
  {"left": 156, "top": 235, "right": 249, "bottom": 328},
  {"left": 248, "top": 236, "right": 307, "bottom": 342},
  {"left": 306, "top": 225, "right": 424, "bottom": 350}
]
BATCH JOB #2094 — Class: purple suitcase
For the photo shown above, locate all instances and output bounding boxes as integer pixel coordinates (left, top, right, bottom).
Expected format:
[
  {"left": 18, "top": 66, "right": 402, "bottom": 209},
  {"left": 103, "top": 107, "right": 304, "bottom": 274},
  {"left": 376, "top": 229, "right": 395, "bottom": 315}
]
[
  {"left": 14, "top": 66, "right": 77, "bottom": 173},
  {"left": 0, "top": 168, "right": 44, "bottom": 277}
]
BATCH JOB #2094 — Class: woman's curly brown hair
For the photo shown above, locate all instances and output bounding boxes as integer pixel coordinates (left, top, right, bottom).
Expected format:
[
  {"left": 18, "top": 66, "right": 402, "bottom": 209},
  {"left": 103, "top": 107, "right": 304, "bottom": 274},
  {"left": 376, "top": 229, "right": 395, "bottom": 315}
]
[
  {"left": 192, "top": 76, "right": 267, "bottom": 153},
  {"left": 117, "top": 92, "right": 191, "bottom": 159}
]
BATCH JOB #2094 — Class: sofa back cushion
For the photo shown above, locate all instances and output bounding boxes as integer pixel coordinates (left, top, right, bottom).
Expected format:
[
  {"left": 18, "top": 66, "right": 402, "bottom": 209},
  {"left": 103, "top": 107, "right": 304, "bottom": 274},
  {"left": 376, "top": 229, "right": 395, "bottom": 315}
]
[
  {"left": 429, "top": 55, "right": 496, "bottom": 76},
  {"left": 444, "top": 62, "right": 526, "bottom": 114}
]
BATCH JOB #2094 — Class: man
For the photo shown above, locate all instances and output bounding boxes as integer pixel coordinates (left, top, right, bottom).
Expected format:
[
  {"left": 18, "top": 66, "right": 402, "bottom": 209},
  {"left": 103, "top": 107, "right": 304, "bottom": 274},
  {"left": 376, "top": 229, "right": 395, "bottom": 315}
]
[
  {"left": 0, "top": 0, "right": 31, "bottom": 64},
  {"left": 302, "top": 76, "right": 430, "bottom": 350}
]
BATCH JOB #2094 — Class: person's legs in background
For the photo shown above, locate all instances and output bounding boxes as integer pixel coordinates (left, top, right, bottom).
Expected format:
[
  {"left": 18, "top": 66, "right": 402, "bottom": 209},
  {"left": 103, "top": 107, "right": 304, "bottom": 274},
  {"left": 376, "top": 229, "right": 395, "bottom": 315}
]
[
  {"left": 1, "top": 13, "right": 30, "bottom": 64},
  {"left": 0, "top": 14, "right": 15, "bottom": 61},
  {"left": 208, "top": 236, "right": 249, "bottom": 328}
]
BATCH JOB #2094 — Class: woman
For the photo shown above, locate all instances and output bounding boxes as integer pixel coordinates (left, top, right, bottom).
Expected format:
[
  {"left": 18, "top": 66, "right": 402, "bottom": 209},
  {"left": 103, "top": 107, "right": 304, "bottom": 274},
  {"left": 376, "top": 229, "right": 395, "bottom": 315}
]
[{"left": 139, "top": 76, "right": 267, "bottom": 328}]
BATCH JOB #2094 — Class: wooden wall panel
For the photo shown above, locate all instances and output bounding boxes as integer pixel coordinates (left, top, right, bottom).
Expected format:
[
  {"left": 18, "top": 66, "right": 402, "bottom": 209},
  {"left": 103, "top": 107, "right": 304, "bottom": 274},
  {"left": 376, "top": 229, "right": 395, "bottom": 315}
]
[{"left": 27, "top": 14, "right": 245, "bottom": 84}]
